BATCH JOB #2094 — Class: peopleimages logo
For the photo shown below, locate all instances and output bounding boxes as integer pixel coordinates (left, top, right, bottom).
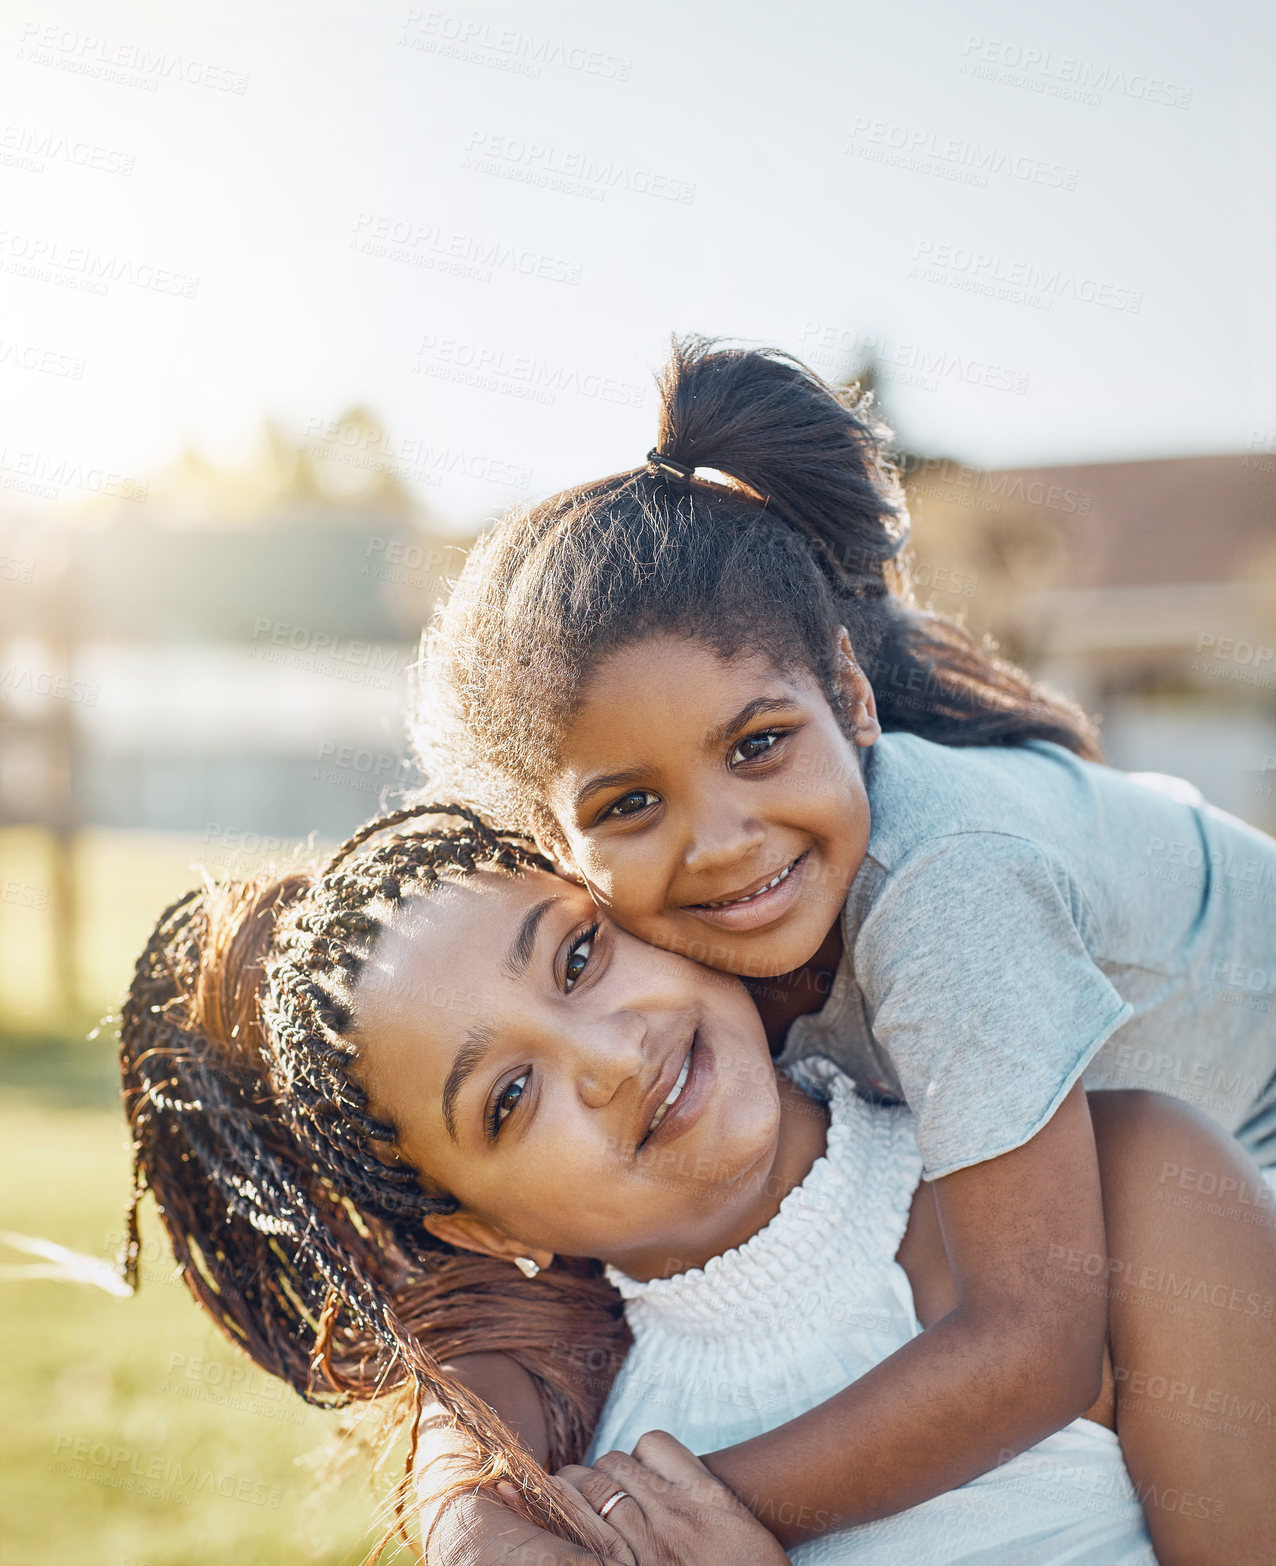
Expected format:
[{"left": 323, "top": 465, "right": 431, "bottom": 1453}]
[
  {"left": 1192, "top": 633, "right": 1276, "bottom": 690},
  {"left": 958, "top": 35, "right": 1192, "bottom": 110},
  {"left": 800, "top": 324, "right": 1030, "bottom": 398},
  {"left": 910, "top": 239, "right": 1142, "bottom": 314},
  {"left": 413, "top": 334, "right": 647, "bottom": 409},
  {"left": 903, "top": 456, "right": 1092, "bottom": 517},
  {"left": 462, "top": 131, "right": 696, "bottom": 204},
  {"left": 304, "top": 414, "right": 533, "bottom": 491},
  {"left": 349, "top": 212, "right": 583, "bottom": 287},
  {"left": 50, "top": 1435, "right": 282, "bottom": 1508},
  {"left": 0, "top": 552, "right": 36, "bottom": 583},
  {"left": 2, "top": 878, "right": 48, "bottom": 910},
  {"left": 845, "top": 117, "right": 1079, "bottom": 191},
  {"left": 1, "top": 121, "right": 136, "bottom": 175},
  {"left": 248, "top": 618, "right": 412, "bottom": 677},
  {"left": 16, "top": 22, "right": 250, "bottom": 94},
  {"left": 0, "top": 665, "right": 100, "bottom": 705},
  {"left": 0, "top": 445, "right": 147, "bottom": 500},
  {"left": 0, "top": 228, "right": 198, "bottom": 298},
  {"left": 401, "top": 9, "right": 633, "bottom": 81},
  {"left": 0, "top": 333, "right": 86, "bottom": 379}
]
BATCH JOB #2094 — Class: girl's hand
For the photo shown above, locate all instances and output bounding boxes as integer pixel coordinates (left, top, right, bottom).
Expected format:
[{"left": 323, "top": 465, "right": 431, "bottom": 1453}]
[{"left": 556, "top": 1429, "right": 791, "bottom": 1565}]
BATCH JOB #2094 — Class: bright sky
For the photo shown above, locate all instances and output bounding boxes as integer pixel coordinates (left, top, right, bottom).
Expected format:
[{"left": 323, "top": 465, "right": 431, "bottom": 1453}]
[{"left": 2, "top": 0, "right": 1273, "bottom": 534}]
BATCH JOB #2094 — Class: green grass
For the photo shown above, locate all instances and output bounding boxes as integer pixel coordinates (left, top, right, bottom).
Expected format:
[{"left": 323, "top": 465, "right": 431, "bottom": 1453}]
[
  {"left": 0, "top": 829, "right": 408, "bottom": 1564},
  {"left": 0, "top": 824, "right": 334, "bottom": 1039},
  {"left": 0, "top": 1097, "right": 391, "bottom": 1566}
]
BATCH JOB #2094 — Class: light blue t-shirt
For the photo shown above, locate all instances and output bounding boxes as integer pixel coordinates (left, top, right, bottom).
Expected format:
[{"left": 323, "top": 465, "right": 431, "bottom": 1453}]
[{"left": 777, "top": 733, "right": 1276, "bottom": 1179}]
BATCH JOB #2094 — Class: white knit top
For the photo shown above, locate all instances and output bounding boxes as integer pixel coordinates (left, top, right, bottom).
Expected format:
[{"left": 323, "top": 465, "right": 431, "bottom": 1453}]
[{"left": 587, "top": 1059, "right": 1156, "bottom": 1566}]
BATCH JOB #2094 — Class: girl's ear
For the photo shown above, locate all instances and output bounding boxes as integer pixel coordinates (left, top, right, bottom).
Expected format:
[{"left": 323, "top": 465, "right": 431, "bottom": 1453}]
[
  {"left": 422, "top": 1210, "right": 555, "bottom": 1275},
  {"left": 532, "top": 830, "right": 587, "bottom": 886},
  {"left": 834, "top": 626, "right": 881, "bottom": 748}
]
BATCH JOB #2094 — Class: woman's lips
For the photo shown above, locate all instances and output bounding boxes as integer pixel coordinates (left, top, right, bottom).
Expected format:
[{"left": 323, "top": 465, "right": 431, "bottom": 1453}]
[
  {"left": 641, "top": 1031, "right": 713, "bottom": 1151},
  {"left": 684, "top": 852, "right": 809, "bottom": 932}
]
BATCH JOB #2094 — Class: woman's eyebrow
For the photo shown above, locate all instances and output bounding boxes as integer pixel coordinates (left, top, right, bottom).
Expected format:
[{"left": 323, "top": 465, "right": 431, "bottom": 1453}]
[
  {"left": 442, "top": 1023, "right": 494, "bottom": 1141},
  {"left": 440, "top": 898, "right": 561, "bottom": 1142},
  {"left": 503, "top": 895, "right": 561, "bottom": 980}
]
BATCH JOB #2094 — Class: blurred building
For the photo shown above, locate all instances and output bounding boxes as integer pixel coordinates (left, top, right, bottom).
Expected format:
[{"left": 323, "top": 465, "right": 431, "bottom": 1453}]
[
  {"left": 904, "top": 451, "right": 1276, "bottom": 830},
  {"left": 3, "top": 416, "right": 1274, "bottom": 1021},
  {"left": 4, "top": 428, "right": 1274, "bottom": 849},
  {"left": 0, "top": 414, "right": 468, "bottom": 847}
]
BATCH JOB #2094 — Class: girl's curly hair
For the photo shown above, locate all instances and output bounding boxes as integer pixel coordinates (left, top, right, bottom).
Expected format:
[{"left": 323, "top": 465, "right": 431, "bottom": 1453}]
[{"left": 412, "top": 335, "right": 1098, "bottom": 847}]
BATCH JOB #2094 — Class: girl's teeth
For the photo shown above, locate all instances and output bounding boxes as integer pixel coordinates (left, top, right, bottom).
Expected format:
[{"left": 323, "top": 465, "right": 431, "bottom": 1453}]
[
  {"left": 704, "top": 861, "right": 793, "bottom": 909},
  {"left": 648, "top": 1051, "right": 692, "bottom": 1134}
]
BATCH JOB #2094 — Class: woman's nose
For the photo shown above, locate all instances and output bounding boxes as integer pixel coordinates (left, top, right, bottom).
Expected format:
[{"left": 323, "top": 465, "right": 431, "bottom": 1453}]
[{"left": 568, "top": 1013, "right": 647, "bottom": 1110}]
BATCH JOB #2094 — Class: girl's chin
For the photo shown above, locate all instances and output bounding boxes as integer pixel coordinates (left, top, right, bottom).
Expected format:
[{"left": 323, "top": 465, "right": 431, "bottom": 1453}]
[{"left": 675, "top": 917, "right": 828, "bottom": 981}]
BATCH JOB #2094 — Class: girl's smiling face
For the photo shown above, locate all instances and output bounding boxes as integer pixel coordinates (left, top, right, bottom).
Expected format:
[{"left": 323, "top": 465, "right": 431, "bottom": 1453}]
[
  {"left": 542, "top": 634, "right": 879, "bottom": 980},
  {"left": 350, "top": 866, "right": 786, "bottom": 1282}
]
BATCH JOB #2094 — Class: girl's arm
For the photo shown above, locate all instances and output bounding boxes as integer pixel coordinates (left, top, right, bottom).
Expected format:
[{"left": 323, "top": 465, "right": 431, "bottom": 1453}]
[{"left": 696, "top": 1082, "right": 1109, "bottom": 1550}]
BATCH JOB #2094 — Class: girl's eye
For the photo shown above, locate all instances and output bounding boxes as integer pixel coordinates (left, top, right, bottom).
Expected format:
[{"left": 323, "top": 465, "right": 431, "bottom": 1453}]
[
  {"left": 489, "top": 1071, "right": 528, "bottom": 1137},
  {"left": 565, "top": 925, "right": 597, "bottom": 992},
  {"left": 601, "top": 789, "right": 658, "bottom": 820},
  {"left": 730, "top": 730, "right": 783, "bottom": 766}
]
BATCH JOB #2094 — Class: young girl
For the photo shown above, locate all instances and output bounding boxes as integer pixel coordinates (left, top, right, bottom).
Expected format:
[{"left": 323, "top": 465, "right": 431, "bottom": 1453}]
[
  {"left": 411, "top": 337, "right": 1276, "bottom": 1536},
  {"left": 118, "top": 810, "right": 1276, "bottom": 1564}
]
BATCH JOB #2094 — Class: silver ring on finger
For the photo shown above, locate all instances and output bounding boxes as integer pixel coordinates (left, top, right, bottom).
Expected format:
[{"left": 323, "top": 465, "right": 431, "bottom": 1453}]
[{"left": 597, "top": 1488, "right": 631, "bottom": 1521}]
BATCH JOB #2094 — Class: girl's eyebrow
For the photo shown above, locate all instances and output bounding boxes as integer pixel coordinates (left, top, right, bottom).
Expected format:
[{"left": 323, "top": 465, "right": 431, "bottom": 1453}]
[
  {"left": 573, "top": 768, "right": 649, "bottom": 813},
  {"left": 572, "top": 696, "right": 798, "bottom": 812},
  {"left": 705, "top": 695, "right": 797, "bottom": 748}
]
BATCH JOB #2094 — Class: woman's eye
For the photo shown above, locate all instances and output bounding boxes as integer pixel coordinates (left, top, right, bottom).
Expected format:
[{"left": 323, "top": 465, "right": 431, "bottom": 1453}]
[
  {"left": 490, "top": 1072, "right": 528, "bottom": 1136},
  {"left": 564, "top": 926, "right": 596, "bottom": 992},
  {"left": 602, "top": 789, "right": 658, "bottom": 819},
  {"left": 730, "top": 730, "right": 781, "bottom": 765}
]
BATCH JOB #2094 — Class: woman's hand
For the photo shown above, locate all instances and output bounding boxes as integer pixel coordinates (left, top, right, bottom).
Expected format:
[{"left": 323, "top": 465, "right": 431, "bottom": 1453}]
[
  {"left": 556, "top": 1429, "right": 791, "bottom": 1565},
  {"left": 427, "top": 1484, "right": 635, "bottom": 1566}
]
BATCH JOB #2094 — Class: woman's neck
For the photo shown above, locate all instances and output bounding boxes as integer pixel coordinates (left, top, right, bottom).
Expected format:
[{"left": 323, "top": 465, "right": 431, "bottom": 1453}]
[{"left": 765, "top": 1069, "right": 832, "bottom": 1208}]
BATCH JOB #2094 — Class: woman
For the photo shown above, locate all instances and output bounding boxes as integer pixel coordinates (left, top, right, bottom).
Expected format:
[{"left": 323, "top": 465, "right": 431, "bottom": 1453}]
[{"left": 119, "top": 805, "right": 1276, "bottom": 1563}]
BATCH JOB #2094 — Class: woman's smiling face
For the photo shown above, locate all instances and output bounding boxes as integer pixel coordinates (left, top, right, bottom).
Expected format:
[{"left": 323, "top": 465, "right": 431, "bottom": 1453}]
[{"left": 350, "top": 866, "right": 784, "bottom": 1282}]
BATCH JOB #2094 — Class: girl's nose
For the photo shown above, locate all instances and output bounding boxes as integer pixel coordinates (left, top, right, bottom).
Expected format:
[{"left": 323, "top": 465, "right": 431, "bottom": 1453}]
[{"left": 681, "top": 808, "right": 767, "bottom": 877}]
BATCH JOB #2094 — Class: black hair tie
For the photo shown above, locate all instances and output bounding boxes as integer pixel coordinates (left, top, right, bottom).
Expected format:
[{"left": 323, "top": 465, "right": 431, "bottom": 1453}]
[{"left": 646, "top": 447, "right": 695, "bottom": 482}]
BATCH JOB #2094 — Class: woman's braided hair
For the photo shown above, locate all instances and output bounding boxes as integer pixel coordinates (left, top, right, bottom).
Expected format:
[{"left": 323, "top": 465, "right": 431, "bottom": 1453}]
[{"left": 119, "top": 802, "right": 630, "bottom": 1559}]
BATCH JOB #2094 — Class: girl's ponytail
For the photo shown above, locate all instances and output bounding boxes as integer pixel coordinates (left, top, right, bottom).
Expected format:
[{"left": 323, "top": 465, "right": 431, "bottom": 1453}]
[
  {"left": 414, "top": 335, "right": 1099, "bottom": 838},
  {"left": 648, "top": 335, "right": 909, "bottom": 597}
]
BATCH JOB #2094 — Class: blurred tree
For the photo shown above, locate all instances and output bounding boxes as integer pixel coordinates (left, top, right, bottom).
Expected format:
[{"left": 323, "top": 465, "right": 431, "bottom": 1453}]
[
  {"left": 262, "top": 416, "right": 326, "bottom": 508},
  {"left": 299, "top": 405, "right": 416, "bottom": 518}
]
